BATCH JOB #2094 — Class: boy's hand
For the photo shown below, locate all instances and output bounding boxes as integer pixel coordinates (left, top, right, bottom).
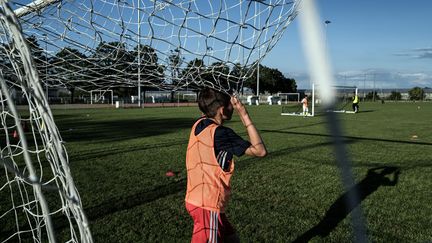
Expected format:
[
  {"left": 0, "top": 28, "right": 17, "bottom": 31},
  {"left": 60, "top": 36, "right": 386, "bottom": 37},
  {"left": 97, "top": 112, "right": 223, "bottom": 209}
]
[
  {"left": 230, "top": 96, "right": 247, "bottom": 116},
  {"left": 230, "top": 96, "right": 267, "bottom": 157}
]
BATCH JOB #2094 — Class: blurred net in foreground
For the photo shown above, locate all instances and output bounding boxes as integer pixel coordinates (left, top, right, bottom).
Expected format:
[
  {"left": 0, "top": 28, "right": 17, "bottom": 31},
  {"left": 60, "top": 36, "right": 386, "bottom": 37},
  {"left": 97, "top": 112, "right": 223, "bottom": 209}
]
[{"left": 0, "top": 1, "right": 92, "bottom": 242}]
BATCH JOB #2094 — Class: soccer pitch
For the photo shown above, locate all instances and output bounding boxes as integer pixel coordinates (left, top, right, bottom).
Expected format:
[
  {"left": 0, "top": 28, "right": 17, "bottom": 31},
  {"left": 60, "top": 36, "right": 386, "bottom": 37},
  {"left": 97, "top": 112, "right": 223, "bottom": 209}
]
[{"left": 31, "top": 102, "right": 432, "bottom": 241}]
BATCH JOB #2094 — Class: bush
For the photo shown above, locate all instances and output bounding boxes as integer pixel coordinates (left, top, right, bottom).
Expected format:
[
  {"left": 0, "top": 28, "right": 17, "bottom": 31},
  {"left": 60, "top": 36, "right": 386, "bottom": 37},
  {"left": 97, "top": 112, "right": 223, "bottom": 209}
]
[
  {"left": 408, "top": 87, "right": 425, "bottom": 100},
  {"left": 388, "top": 91, "right": 402, "bottom": 101}
]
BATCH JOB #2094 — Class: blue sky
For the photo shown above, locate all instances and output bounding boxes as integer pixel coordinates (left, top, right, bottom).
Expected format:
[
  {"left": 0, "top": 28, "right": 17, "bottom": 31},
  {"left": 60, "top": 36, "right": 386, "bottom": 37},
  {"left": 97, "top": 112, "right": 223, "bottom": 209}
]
[
  {"left": 263, "top": 0, "right": 432, "bottom": 89},
  {"left": 10, "top": 0, "right": 431, "bottom": 90}
]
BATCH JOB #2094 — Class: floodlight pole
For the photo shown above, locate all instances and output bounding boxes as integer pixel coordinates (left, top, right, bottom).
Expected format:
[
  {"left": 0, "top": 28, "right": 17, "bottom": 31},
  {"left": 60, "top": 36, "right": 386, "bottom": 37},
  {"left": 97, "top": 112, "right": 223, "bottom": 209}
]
[
  {"left": 257, "top": 56, "right": 260, "bottom": 97},
  {"left": 363, "top": 73, "right": 366, "bottom": 101},
  {"left": 324, "top": 20, "right": 331, "bottom": 52},
  {"left": 43, "top": 34, "right": 48, "bottom": 103},
  {"left": 256, "top": 2, "right": 260, "bottom": 100},
  {"left": 241, "top": 24, "right": 248, "bottom": 96},
  {"left": 207, "top": 46, "right": 213, "bottom": 66},
  {"left": 373, "top": 73, "right": 376, "bottom": 102},
  {"left": 137, "top": 0, "right": 142, "bottom": 108}
]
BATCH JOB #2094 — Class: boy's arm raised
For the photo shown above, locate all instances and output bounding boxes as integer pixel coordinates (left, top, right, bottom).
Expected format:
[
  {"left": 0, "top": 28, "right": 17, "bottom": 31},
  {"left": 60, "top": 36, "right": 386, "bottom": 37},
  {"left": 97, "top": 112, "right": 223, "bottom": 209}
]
[{"left": 231, "top": 96, "right": 267, "bottom": 157}]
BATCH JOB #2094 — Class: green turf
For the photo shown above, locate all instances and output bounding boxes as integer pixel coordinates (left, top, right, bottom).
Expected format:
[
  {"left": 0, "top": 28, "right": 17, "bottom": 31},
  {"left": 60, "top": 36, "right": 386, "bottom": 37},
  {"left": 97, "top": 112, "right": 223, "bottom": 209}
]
[{"left": 9, "top": 102, "right": 432, "bottom": 242}]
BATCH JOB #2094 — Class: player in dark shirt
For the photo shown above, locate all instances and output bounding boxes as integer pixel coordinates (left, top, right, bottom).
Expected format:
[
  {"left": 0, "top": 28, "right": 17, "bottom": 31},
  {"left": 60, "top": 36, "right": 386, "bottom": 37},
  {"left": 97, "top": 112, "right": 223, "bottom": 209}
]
[{"left": 195, "top": 118, "right": 251, "bottom": 171}]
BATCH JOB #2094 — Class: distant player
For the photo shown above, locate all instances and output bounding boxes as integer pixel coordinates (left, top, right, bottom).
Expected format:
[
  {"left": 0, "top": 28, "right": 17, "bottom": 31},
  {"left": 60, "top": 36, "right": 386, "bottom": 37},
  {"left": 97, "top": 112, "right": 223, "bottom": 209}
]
[
  {"left": 301, "top": 95, "right": 309, "bottom": 116},
  {"left": 352, "top": 92, "right": 359, "bottom": 113},
  {"left": 185, "top": 88, "right": 267, "bottom": 242}
]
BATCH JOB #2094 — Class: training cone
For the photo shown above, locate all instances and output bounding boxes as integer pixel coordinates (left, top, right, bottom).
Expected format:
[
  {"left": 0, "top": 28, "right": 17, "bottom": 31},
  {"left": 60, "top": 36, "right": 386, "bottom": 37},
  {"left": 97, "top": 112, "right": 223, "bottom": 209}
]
[
  {"left": 13, "top": 130, "right": 18, "bottom": 138},
  {"left": 165, "top": 170, "right": 175, "bottom": 177}
]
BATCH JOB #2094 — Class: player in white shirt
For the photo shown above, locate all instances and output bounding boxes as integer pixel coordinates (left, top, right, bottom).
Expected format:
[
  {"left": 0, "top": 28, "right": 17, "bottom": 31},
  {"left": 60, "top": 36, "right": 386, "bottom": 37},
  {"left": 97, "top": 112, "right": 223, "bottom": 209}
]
[{"left": 301, "top": 95, "right": 309, "bottom": 116}]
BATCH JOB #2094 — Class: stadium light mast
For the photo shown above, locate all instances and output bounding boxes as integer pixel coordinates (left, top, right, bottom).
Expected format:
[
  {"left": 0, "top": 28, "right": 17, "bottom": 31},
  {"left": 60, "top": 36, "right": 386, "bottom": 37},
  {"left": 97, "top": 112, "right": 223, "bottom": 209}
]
[
  {"left": 206, "top": 46, "right": 213, "bottom": 66},
  {"left": 324, "top": 20, "right": 331, "bottom": 52},
  {"left": 240, "top": 24, "right": 248, "bottom": 95},
  {"left": 373, "top": 73, "right": 376, "bottom": 102},
  {"left": 363, "top": 73, "right": 366, "bottom": 101},
  {"left": 42, "top": 33, "right": 48, "bottom": 102},
  {"left": 137, "top": 0, "right": 142, "bottom": 108},
  {"left": 256, "top": 2, "right": 261, "bottom": 100}
]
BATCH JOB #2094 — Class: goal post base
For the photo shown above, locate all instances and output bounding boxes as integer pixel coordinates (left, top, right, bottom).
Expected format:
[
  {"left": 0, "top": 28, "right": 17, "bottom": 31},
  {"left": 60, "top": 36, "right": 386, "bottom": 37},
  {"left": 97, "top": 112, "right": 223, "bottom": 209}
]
[{"left": 281, "top": 112, "right": 314, "bottom": 117}]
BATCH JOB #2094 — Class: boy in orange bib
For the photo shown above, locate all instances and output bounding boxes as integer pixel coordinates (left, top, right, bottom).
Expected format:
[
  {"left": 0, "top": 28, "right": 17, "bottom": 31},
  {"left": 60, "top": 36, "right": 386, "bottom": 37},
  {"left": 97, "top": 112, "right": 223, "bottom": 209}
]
[{"left": 185, "top": 88, "right": 267, "bottom": 242}]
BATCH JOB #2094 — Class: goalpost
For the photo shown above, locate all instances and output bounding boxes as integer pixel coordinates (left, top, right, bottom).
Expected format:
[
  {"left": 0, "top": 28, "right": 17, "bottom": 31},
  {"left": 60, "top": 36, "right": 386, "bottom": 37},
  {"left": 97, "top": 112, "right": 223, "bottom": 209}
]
[
  {"left": 311, "top": 83, "right": 358, "bottom": 116},
  {"left": 280, "top": 84, "right": 358, "bottom": 117},
  {"left": 90, "top": 90, "right": 114, "bottom": 105},
  {"left": 278, "top": 92, "right": 300, "bottom": 104},
  {"left": 182, "top": 93, "right": 197, "bottom": 102}
]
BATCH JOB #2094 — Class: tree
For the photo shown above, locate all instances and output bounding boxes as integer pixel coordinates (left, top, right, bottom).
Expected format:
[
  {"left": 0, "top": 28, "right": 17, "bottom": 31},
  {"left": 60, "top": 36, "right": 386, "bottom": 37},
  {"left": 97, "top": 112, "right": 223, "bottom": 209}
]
[
  {"left": 51, "top": 47, "right": 88, "bottom": 103},
  {"left": 229, "top": 63, "right": 246, "bottom": 93},
  {"left": 91, "top": 41, "right": 135, "bottom": 86},
  {"left": 365, "top": 91, "right": 380, "bottom": 101},
  {"left": 131, "top": 44, "right": 164, "bottom": 90},
  {"left": 167, "top": 48, "right": 185, "bottom": 87},
  {"left": 194, "top": 61, "right": 232, "bottom": 91},
  {"left": 388, "top": 91, "right": 402, "bottom": 101},
  {"left": 243, "top": 64, "right": 297, "bottom": 94},
  {"left": 25, "top": 36, "right": 48, "bottom": 87},
  {"left": 408, "top": 87, "right": 425, "bottom": 100},
  {"left": 0, "top": 43, "right": 16, "bottom": 83},
  {"left": 181, "top": 58, "right": 206, "bottom": 90}
]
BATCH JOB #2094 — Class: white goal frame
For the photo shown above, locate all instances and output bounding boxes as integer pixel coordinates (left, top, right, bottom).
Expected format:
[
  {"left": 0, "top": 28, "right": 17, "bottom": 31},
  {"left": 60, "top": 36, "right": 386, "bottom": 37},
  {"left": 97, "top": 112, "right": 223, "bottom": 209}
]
[
  {"left": 90, "top": 90, "right": 114, "bottom": 105},
  {"left": 278, "top": 92, "right": 300, "bottom": 104},
  {"left": 281, "top": 84, "right": 358, "bottom": 117},
  {"left": 311, "top": 83, "right": 358, "bottom": 116},
  {"left": 182, "top": 93, "right": 197, "bottom": 102}
]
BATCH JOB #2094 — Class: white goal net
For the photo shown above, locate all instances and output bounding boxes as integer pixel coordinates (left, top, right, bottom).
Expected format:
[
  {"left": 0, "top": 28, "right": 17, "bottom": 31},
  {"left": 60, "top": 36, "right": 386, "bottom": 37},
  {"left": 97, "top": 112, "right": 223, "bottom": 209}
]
[
  {"left": 9, "top": 0, "right": 300, "bottom": 94},
  {"left": 0, "top": 0, "right": 301, "bottom": 242},
  {"left": 0, "top": 1, "right": 92, "bottom": 242}
]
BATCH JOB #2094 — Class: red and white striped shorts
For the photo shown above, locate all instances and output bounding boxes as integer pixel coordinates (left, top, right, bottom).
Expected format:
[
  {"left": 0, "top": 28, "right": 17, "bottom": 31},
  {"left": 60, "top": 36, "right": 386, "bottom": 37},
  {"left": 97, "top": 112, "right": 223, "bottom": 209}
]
[{"left": 185, "top": 202, "right": 237, "bottom": 243}]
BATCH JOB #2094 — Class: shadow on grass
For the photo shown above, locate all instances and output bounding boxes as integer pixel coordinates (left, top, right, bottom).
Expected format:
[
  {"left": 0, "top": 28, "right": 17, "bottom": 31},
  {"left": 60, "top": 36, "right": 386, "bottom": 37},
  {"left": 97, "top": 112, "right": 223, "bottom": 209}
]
[
  {"left": 358, "top": 109, "right": 375, "bottom": 113},
  {"left": 84, "top": 178, "right": 186, "bottom": 221},
  {"left": 293, "top": 166, "right": 400, "bottom": 243},
  {"left": 261, "top": 129, "right": 432, "bottom": 146},
  {"left": 235, "top": 138, "right": 357, "bottom": 172},
  {"left": 69, "top": 139, "right": 188, "bottom": 162},
  {"left": 58, "top": 117, "right": 194, "bottom": 143},
  {"left": 4, "top": 178, "right": 188, "bottom": 241}
]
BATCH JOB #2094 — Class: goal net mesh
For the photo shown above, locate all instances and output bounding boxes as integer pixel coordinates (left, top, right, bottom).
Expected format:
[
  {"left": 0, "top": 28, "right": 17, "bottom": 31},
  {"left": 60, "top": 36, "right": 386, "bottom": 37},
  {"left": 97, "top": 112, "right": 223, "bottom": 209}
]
[
  {"left": 9, "top": 0, "right": 300, "bottom": 93},
  {"left": 0, "top": 0, "right": 301, "bottom": 242},
  {"left": 0, "top": 1, "right": 92, "bottom": 242}
]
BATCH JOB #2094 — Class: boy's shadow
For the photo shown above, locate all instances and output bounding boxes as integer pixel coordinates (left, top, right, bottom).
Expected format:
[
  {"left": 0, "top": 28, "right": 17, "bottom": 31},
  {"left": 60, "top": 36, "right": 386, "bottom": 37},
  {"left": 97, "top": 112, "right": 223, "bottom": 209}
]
[{"left": 294, "top": 166, "right": 400, "bottom": 243}]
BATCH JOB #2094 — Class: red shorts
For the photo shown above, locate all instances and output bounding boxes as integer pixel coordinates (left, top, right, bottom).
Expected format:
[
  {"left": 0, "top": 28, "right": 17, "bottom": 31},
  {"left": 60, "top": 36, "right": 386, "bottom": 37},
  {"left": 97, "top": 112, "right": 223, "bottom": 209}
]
[{"left": 185, "top": 202, "right": 237, "bottom": 243}]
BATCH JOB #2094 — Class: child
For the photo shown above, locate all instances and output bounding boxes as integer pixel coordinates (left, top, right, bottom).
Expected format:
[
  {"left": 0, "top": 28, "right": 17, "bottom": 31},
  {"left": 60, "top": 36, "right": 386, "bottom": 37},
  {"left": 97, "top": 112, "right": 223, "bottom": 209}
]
[
  {"left": 301, "top": 95, "right": 309, "bottom": 116},
  {"left": 185, "top": 87, "right": 267, "bottom": 242},
  {"left": 352, "top": 92, "right": 359, "bottom": 113}
]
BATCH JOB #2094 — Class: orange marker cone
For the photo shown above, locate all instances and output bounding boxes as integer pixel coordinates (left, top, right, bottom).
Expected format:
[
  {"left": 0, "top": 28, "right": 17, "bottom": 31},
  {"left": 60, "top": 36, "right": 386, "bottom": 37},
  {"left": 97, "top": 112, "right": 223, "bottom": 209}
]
[
  {"left": 13, "top": 130, "right": 18, "bottom": 138},
  {"left": 165, "top": 170, "right": 175, "bottom": 177}
]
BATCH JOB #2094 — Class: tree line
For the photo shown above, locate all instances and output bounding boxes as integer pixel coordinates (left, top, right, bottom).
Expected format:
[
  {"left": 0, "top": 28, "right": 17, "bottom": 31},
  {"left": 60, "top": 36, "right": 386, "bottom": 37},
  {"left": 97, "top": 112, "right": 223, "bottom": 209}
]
[
  {"left": 364, "top": 87, "right": 428, "bottom": 101},
  {"left": 0, "top": 36, "right": 297, "bottom": 103}
]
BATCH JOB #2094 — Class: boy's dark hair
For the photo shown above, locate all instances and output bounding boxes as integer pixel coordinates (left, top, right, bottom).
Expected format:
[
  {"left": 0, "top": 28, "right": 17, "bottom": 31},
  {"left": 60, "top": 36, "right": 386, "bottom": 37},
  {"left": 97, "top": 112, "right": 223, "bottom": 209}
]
[{"left": 198, "top": 88, "right": 231, "bottom": 118}]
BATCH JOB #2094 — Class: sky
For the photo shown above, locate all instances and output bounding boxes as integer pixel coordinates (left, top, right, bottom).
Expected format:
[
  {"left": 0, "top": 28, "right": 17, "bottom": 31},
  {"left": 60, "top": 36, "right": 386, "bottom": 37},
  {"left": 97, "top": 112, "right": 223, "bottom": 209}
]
[
  {"left": 9, "top": 0, "right": 431, "bottom": 90},
  {"left": 262, "top": 0, "right": 432, "bottom": 89}
]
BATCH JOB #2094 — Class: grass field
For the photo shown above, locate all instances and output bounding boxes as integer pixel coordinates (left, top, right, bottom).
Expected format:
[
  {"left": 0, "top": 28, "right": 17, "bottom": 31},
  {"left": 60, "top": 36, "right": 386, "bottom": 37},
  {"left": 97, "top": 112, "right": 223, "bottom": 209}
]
[{"left": 11, "top": 102, "right": 432, "bottom": 242}]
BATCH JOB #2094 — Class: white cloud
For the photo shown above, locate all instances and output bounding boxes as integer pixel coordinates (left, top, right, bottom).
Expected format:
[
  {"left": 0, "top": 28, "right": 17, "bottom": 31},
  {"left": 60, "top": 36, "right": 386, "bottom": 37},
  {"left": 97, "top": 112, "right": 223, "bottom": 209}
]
[
  {"left": 285, "top": 70, "right": 432, "bottom": 89},
  {"left": 394, "top": 47, "right": 432, "bottom": 59}
]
